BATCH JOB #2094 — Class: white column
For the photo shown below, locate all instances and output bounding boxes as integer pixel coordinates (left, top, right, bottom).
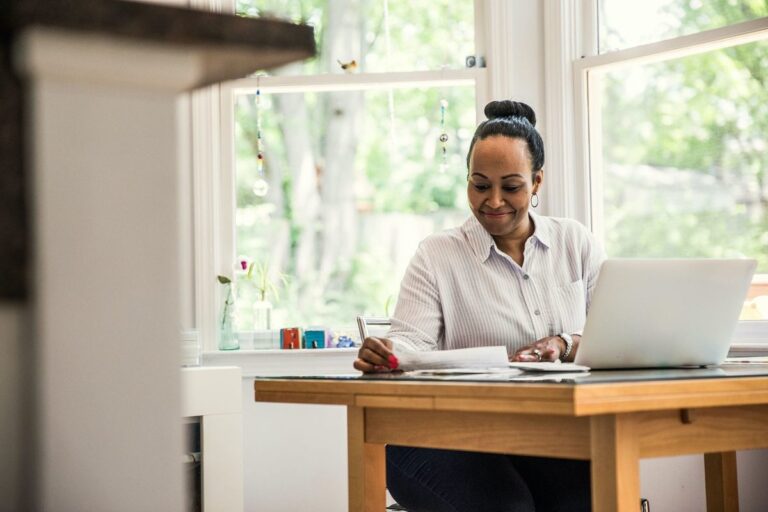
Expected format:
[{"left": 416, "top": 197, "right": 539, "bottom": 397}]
[
  {"left": 542, "top": 0, "right": 596, "bottom": 223},
  {"left": 479, "top": 0, "right": 545, "bottom": 114},
  {"left": 14, "top": 27, "right": 214, "bottom": 512},
  {"left": 476, "top": 0, "right": 549, "bottom": 210}
]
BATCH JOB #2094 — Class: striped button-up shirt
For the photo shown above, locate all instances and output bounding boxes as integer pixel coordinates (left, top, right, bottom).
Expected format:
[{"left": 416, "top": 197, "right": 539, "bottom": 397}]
[{"left": 387, "top": 212, "right": 604, "bottom": 353}]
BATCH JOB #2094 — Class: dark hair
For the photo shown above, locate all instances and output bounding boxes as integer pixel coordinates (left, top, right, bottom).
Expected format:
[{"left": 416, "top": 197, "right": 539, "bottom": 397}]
[{"left": 466, "top": 100, "right": 545, "bottom": 180}]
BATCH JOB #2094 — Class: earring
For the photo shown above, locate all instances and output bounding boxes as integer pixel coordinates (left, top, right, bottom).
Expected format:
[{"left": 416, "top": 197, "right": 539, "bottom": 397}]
[
  {"left": 438, "top": 99, "right": 448, "bottom": 173},
  {"left": 531, "top": 193, "right": 539, "bottom": 208},
  {"left": 252, "top": 75, "right": 269, "bottom": 197}
]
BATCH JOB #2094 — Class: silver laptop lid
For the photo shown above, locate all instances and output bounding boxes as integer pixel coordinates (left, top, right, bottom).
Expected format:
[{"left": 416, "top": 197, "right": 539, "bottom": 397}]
[{"left": 575, "top": 259, "right": 756, "bottom": 369}]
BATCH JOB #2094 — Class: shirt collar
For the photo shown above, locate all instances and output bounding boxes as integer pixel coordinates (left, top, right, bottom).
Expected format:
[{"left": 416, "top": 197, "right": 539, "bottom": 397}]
[
  {"left": 528, "top": 210, "right": 551, "bottom": 249},
  {"left": 462, "top": 215, "right": 495, "bottom": 263},
  {"left": 462, "top": 211, "right": 551, "bottom": 263}
]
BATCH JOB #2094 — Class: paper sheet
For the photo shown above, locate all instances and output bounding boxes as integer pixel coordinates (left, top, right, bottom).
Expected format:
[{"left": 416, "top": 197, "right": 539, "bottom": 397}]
[
  {"left": 507, "top": 372, "right": 591, "bottom": 382},
  {"left": 393, "top": 345, "right": 509, "bottom": 372},
  {"left": 391, "top": 346, "right": 591, "bottom": 374},
  {"left": 408, "top": 367, "right": 524, "bottom": 376},
  {"left": 508, "top": 361, "right": 590, "bottom": 372}
]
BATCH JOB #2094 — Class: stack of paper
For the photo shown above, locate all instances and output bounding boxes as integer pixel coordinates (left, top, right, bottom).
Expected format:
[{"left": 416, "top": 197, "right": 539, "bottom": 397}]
[
  {"left": 392, "top": 346, "right": 589, "bottom": 373},
  {"left": 508, "top": 361, "right": 590, "bottom": 372},
  {"left": 393, "top": 346, "right": 509, "bottom": 371}
]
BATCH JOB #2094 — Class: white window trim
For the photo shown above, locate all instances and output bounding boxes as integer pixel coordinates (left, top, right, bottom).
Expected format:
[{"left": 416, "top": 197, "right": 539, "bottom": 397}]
[
  {"left": 226, "top": 69, "right": 479, "bottom": 94},
  {"left": 473, "top": 0, "right": 545, "bottom": 116},
  {"left": 192, "top": 84, "right": 225, "bottom": 352},
  {"left": 191, "top": 0, "right": 235, "bottom": 351},
  {"left": 542, "top": 0, "right": 596, "bottom": 224},
  {"left": 576, "top": 16, "right": 768, "bottom": 72},
  {"left": 546, "top": 1, "right": 768, "bottom": 342}
]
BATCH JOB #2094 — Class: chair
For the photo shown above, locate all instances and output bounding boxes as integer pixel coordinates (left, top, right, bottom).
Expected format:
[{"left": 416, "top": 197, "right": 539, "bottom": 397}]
[{"left": 356, "top": 316, "right": 392, "bottom": 344}]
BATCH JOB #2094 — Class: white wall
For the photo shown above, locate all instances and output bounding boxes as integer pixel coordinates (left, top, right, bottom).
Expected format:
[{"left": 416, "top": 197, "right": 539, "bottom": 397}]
[
  {"left": 737, "top": 450, "right": 768, "bottom": 511},
  {"left": 27, "top": 47, "right": 184, "bottom": 511},
  {"left": 640, "top": 451, "right": 768, "bottom": 512},
  {"left": 242, "top": 380, "right": 349, "bottom": 512}
]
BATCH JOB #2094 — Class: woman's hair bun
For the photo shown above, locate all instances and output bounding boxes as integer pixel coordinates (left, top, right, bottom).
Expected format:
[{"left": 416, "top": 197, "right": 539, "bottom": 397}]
[{"left": 484, "top": 100, "right": 536, "bottom": 126}]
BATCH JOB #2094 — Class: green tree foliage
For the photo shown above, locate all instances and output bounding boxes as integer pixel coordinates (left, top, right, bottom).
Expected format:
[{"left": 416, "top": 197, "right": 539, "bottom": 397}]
[
  {"left": 237, "top": 0, "right": 473, "bottom": 73},
  {"left": 233, "top": 0, "right": 475, "bottom": 328},
  {"left": 600, "top": 1, "right": 768, "bottom": 271}
]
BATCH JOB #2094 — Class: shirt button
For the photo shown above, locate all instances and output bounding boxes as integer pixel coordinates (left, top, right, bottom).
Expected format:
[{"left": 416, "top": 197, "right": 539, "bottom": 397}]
[
  {"left": 523, "top": 274, "right": 530, "bottom": 280},
  {"left": 534, "top": 309, "right": 541, "bottom": 316}
]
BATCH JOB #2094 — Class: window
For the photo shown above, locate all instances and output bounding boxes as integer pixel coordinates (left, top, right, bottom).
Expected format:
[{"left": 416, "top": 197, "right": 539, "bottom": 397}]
[
  {"left": 224, "top": 0, "right": 481, "bottom": 332},
  {"left": 598, "top": 0, "right": 767, "bottom": 52},
  {"left": 237, "top": 0, "right": 475, "bottom": 75},
  {"left": 578, "top": 3, "right": 768, "bottom": 323}
]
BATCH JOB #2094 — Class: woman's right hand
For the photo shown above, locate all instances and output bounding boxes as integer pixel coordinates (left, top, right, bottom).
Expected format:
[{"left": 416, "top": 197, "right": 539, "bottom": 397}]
[{"left": 354, "top": 336, "right": 396, "bottom": 373}]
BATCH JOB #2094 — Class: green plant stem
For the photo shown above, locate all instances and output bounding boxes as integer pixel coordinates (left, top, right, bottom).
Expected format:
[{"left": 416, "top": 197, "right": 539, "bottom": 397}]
[{"left": 222, "top": 284, "right": 233, "bottom": 328}]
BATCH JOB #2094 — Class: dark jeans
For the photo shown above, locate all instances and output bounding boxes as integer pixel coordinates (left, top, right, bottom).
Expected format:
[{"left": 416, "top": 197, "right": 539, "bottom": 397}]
[{"left": 386, "top": 445, "right": 591, "bottom": 512}]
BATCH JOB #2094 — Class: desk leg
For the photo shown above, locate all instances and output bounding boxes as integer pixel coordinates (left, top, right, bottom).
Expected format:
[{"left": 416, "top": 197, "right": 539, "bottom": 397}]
[
  {"left": 590, "top": 414, "right": 640, "bottom": 512},
  {"left": 705, "top": 451, "right": 740, "bottom": 512},
  {"left": 347, "top": 406, "right": 385, "bottom": 512}
]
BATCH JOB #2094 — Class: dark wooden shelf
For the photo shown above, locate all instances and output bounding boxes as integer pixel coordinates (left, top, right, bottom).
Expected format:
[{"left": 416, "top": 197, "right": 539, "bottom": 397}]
[
  {"left": 0, "top": 0, "right": 315, "bottom": 299},
  {"left": 1, "top": 0, "right": 316, "bottom": 86}
]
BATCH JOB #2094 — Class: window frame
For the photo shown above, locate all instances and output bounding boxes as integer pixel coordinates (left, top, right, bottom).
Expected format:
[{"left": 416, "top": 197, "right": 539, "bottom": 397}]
[
  {"left": 199, "top": 0, "right": 539, "bottom": 351},
  {"left": 219, "top": 69, "right": 481, "bottom": 333},
  {"left": 195, "top": 1, "right": 768, "bottom": 351},
  {"left": 548, "top": 1, "right": 768, "bottom": 345}
]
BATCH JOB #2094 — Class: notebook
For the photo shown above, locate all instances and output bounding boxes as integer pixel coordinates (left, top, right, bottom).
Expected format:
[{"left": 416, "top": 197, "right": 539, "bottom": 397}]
[{"left": 574, "top": 259, "right": 756, "bottom": 369}]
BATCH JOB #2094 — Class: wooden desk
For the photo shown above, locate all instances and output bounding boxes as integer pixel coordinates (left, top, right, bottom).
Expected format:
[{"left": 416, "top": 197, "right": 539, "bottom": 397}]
[{"left": 254, "top": 365, "right": 768, "bottom": 512}]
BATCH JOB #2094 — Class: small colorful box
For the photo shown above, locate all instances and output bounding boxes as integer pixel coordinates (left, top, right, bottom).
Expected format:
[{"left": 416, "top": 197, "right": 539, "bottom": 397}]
[
  {"left": 304, "top": 328, "right": 332, "bottom": 349},
  {"left": 280, "top": 327, "right": 303, "bottom": 350}
]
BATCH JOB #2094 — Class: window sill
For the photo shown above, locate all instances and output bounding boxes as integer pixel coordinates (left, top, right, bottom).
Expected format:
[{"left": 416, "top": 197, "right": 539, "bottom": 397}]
[
  {"left": 202, "top": 348, "right": 358, "bottom": 378},
  {"left": 200, "top": 322, "right": 768, "bottom": 377}
]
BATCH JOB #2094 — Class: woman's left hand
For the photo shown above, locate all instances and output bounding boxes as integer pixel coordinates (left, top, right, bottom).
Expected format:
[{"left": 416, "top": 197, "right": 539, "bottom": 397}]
[{"left": 510, "top": 336, "right": 565, "bottom": 362}]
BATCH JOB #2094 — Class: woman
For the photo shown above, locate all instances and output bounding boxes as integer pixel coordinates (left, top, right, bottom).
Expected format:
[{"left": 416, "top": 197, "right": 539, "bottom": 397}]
[{"left": 354, "top": 100, "right": 603, "bottom": 511}]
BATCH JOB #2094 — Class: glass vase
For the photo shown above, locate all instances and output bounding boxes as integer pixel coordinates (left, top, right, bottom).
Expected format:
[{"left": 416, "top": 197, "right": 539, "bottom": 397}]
[
  {"left": 218, "top": 283, "right": 239, "bottom": 350},
  {"left": 253, "top": 299, "right": 273, "bottom": 331}
]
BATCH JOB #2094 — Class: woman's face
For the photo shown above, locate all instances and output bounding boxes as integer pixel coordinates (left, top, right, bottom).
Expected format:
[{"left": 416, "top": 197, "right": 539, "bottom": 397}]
[{"left": 467, "top": 136, "right": 542, "bottom": 238}]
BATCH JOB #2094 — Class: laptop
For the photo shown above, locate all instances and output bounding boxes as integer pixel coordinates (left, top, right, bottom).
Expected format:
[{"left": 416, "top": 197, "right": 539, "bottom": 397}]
[{"left": 574, "top": 259, "right": 756, "bottom": 369}]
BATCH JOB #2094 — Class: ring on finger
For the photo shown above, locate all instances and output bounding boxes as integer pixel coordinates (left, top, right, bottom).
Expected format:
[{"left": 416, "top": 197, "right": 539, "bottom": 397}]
[{"left": 532, "top": 349, "right": 542, "bottom": 361}]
